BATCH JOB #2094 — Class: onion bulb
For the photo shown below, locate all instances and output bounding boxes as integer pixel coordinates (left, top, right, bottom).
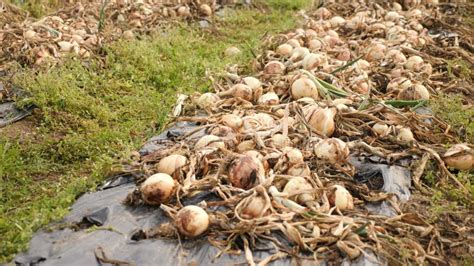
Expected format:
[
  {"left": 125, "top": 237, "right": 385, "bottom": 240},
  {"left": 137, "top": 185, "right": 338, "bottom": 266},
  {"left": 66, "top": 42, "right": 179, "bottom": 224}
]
[
  {"left": 221, "top": 114, "right": 243, "bottom": 129},
  {"left": 328, "top": 185, "right": 354, "bottom": 210},
  {"left": 304, "top": 106, "right": 337, "bottom": 137},
  {"left": 290, "top": 47, "right": 310, "bottom": 61},
  {"left": 314, "top": 138, "right": 349, "bottom": 163},
  {"left": 443, "top": 144, "right": 473, "bottom": 171},
  {"left": 287, "top": 163, "right": 311, "bottom": 177},
  {"left": 175, "top": 205, "right": 209, "bottom": 237},
  {"left": 122, "top": 30, "right": 135, "bottom": 40},
  {"left": 228, "top": 155, "right": 265, "bottom": 189},
  {"left": 219, "top": 84, "right": 253, "bottom": 101},
  {"left": 177, "top": 6, "right": 190, "bottom": 17},
  {"left": 264, "top": 61, "right": 285, "bottom": 75},
  {"left": 396, "top": 127, "right": 415, "bottom": 144},
  {"left": 397, "top": 83, "right": 430, "bottom": 100},
  {"left": 387, "top": 78, "right": 412, "bottom": 93},
  {"left": 286, "top": 39, "right": 301, "bottom": 48},
  {"left": 302, "top": 53, "right": 327, "bottom": 71},
  {"left": 58, "top": 41, "right": 73, "bottom": 52},
  {"left": 308, "top": 39, "right": 323, "bottom": 51},
  {"left": 237, "top": 140, "right": 256, "bottom": 152},
  {"left": 199, "top": 4, "right": 212, "bottom": 16},
  {"left": 195, "top": 135, "right": 225, "bottom": 149},
  {"left": 197, "top": 93, "right": 220, "bottom": 109},
  {"left": 405, "top": 56, "right": 424, "bottom": 72},
  {"left": 372, "top": 123, "right": 390, "bottom": 137},
  {"left": 276, "top": 44, "right": 293, "bottom": 57},
  {"left": 24, "top": 30, "right": 36, "bottom": 40},
  {"left": 270, "top": 133, "right": 291, "bottom": 149},
  {"left": 329, "top": 16, "right": 346, "bottom": 28},
  {"left": 243, "top": 77, "right": 261, "bottom": 91},
  {"left": 283, "top": 147, "right": 304, "bottom": 165},
  {"left": 283, "top": 177, "right": 314, "bottom": 204},
  {"left": 241, "top": 195, "right": 268, "bottom": 219},
  {"left": 224, "top": 46, "right": 241, "bottom": 57},
  {"left": 157, "top": 154, "right": 187, "bottom": 176},
  {"left": 258, "top": 92, "right": 279, "bottom": 105},
  {"left": 140, "top": 173, "right": 176, "bottom": 205},
  {"left": 291, "top": 77, "right": 319, "bottom": 100},
  {"left": 366, "top": 43, "right": 387, "bottom": 62},
  {"left": 243, "top": 113, "right": 275, "bottom": 130}
]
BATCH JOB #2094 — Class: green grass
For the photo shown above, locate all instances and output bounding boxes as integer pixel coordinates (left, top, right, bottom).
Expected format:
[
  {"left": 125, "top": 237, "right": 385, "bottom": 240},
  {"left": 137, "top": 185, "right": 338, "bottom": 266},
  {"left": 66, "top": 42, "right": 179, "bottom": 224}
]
[{"left": 0, "top": 2, "right": 311, "bottom": 262}]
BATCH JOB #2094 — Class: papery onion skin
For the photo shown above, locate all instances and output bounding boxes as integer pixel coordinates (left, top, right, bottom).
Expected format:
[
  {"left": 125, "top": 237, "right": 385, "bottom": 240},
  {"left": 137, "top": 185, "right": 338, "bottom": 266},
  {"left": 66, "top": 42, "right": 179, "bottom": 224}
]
[
  {"left": 157, "top": 154, "right": 187, "bottom": 176},
  {"left": 175, "top": 205, "right": 210, "bottom": 237},
  {"left": 304, "top": 106, "right": 337, "bottom": 137},
  {"left": 140, "top": 173, "right": 176, "bottom": 205},
  {"left": 291, "top": 77, "right": 319, "bottom": 100},
  {"left": 195, "top": 135, "right": 225, "bottom": 149},
  {"left": 197, "top": 93, "right": 220, "bottom": 109},
  {"left": 264, "top": 61, "right": 286, "bottom": 75}
]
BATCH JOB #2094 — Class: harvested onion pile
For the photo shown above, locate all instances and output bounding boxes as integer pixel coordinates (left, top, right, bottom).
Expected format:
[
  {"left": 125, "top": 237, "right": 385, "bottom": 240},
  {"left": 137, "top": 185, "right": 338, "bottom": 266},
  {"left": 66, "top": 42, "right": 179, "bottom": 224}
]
[
  {"left": 124, "top": 1, "right": 473, "bottom": 264},
  {"left": 0, "top": 0, "right": 237, "bottom": 70}
]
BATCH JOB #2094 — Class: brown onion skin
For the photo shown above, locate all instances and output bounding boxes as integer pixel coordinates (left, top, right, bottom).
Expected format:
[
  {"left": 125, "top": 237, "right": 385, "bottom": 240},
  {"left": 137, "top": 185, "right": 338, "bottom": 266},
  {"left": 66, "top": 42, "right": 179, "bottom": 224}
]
[{"left": 228, "top": 156, "right": 261, "bottom": 189}]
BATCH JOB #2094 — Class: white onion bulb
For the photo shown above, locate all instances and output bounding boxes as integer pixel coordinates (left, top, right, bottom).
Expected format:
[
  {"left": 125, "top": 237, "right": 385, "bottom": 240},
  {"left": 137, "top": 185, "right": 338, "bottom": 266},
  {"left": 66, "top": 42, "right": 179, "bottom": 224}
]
[
  {"left": 291, "top": 77, "right": 319, "bottom": 100},
  {"left": 304, "top": 106, "right": 337, "bottom": 136},
  {"left": 241, "top": 196, "right": 268, "bottom": 219},
  {"left": 175, "top": 205, "right": 209, "bottom": 237},
  {"left": 397, "top": 127, "right": 415, "bottom": 144},
  {"left": 228, "top": 155, "right": 265, "bottom": 189},
  {"left": 328, "top": 185, "right": 354, "bottom": 210},
  {"left": 397, "top": 83, "right": 430, "bottom": 100},
  {"left": 314, "top": 138, "right": 349, "bottom": 163},
  {"left": 405, "top": 56, "right": 424, "bottom": 72},
  {"left": 195, "top": 135, "right": 225, "bottom": 149},
  {"left": 157, "top": 154, "right": 187, "bottom": 176},
  {"left": 264, "top": 61, "right": 286, "bottom": 75},
  {"left": 243, "top": 77, "right": 261, "bottom": 91},
  {"left": 372, "top": 123, "right": 390, "bottom": 137},
  {"left": 283, "top": 177, "right": 314, "bottom": 204},
  {"left": 197, "top": 93, "right": 220, "bottom": 109},
  {"left": 140, "top": 173, "right": 176, "bottom": 205},
  {"left": 221, "top": 114, "right": 243, "bottom": 129},
  {"left": 276, "top": 44, "right": 293, "bottom": 57},
  {"left": 258, "top": 92, "right": 279, "bottom": 105},
  {"left": 443, "top": 144, "right": 473, "bottom": 171}
]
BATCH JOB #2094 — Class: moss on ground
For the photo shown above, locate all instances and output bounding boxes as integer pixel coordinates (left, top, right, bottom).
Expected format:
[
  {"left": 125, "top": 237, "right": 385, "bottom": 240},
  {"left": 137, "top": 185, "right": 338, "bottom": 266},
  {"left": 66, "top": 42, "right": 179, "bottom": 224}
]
[{"left": 0, "top": 1, "right": 312, "bottom": 262}]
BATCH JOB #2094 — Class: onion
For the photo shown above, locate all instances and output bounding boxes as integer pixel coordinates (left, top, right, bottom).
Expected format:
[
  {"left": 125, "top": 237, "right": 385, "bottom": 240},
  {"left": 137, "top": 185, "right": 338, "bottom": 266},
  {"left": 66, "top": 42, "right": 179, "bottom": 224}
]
[
  {"left": 177, "top": 6, "right": 190, "bottom": 17},
  {"left": 122, "top": 30, "right": 135, "bottom": 40},
  {"left": 304, "top": 106, "right": 337, "bottom": 137},
  {"left": 258, "top": 92, "right": 279, "bottom": 105},
  {"left": 241, "top": 195, "right": 268, "bottom": 219},
  {"left": 291, "top": 77, "right": 319, "bottom": 100},
  {"left": 287, "top": 163, "right": 311, "bottom": 177},
  {"left": 397, "top": 83, "right": 430, "bottom": 100},
  {"left": 302, "top": 53, "right": 327, "bottom": 71},
  {"left": 286, "top": 39, "right": 301, "bottom": 48},
  {"left": 58, "top": 41, "right": 73, "bottom": 52},
  {"left": 314, "top": 138, "right": 349, "bottom": 163},
  {"left": 283, "top": 147, "right": 304, "bottom": 165},
  {"left": 366, "top": 43, "right": 387, "bottom": 62},
  {"left": 210, "top": 125, "right": 235, "bottom": 142},
  {"left": 329, "top": 16, "right": 345, "bottom": 28},
  {"left": 283, "top": 177, "right": 314, "bottom": 204},
  {"left": 263, "top": 61, "right": 285, "bottom": 75},
  {"left": 328, "top": 185, "right": 354, "bottom": 210},
  {"left": 197, "top": 93, "right": 220, "bottom": 109},
  {"left": 237, "top": 140, "right": 256, "bottom": 152},
  {"left": 244, "top": 113, "right": 275, "bottom": 129},
  {"left": 195, "top": 135, "right": 225, "bottom": 149},
  {"left": 396, "top": 127, "right": 415, "bottom": 144},
  {"left": 393, "top": 2, "right": 402, "bottom": 11},
  {"left": 175, "top": 205, "right": 209, "bottom": 237},
  {"left": 270, "top": 133, "right": 291, "bottom": 149},
  {"left": 386, "top": 49, "right": 407, "bottom": 66},
  {"left": 443, "top": 144, "right": 473, "bottom": 171},
  {"left": 219, "top": 84, "right": 253, "bottom": 101},
  {"left": 308, "top": 39, "right": 323, "bottom": 51},
  {"left": 372, "top": 123, "right": 390, "bottom": 137},
  {"left": 384, "top": 11, "right": 401, "bottom": 22},
  {"left": 24, "top": 30, "right": 36, "bottom": 40},
  {"left": 276, "top": 44, "right": 293, "bottom": 57},
  {"left": 405, "top": 56, "right": 424, "bottom": 72},
  {"left": 243, "top": 77, "right": 261, "bottom": 91},
  {"left": 199, "top": 4, "right": 212, "bottom": 16},
  {"left": 224, "top": 46, "right": 241, "bottom": 57},
  {"left": 387, "top": 78, "right": 412, "bottom": 93},
  {"left": 157, "top": 154, "right": 187, "bottom": 176},
  {"left": 228, "top": 155, "right": 265, "bottom": 189},
  {"left": 315, "top": 7, "right": 332, "bottom": 19},
  {"left": 221, "top": 114, "right": 243, "bottom": 129},
  {"left": 290, "top": 47, "right": 310, "bottom": 61},
  {"left": 140, "top": 173, "right": 176, "bottom": 205}
]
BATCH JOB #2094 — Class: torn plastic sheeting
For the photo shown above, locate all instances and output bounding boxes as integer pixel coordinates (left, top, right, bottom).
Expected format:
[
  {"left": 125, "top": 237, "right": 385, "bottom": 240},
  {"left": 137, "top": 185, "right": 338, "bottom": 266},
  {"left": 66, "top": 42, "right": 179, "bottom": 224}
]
[{"left": 0, "top": 102, "right": 33, "bottom": 128}]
